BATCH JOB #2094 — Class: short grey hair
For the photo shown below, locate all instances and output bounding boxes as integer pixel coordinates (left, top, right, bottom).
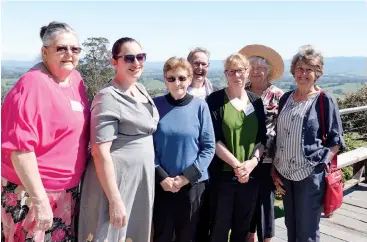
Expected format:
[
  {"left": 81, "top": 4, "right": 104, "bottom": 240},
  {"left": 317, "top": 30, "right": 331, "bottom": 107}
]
[
  {"left": 40, "top": 21, "right": 77, "bottom": 46},
  {"left": 187, "top": 47, "right": 210, "bottom": 62},
  {"left": 248, "top": 56, "right": 272, "bottom": 79},
  {"left": 290, "top": 45, "right": 324, "bottom": 80}
]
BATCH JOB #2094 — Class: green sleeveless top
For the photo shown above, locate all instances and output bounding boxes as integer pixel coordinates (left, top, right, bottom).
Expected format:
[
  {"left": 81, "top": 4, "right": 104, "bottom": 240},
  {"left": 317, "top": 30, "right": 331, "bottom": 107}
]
[{"left": 222, "top": 96, "right": 259, "bottom": 171}]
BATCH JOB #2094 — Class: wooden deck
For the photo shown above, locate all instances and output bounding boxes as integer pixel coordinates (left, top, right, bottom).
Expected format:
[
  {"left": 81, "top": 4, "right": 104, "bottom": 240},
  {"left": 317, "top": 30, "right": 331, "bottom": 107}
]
[{"left": 273, "top": 183, "right": 367, "bottom": 242}]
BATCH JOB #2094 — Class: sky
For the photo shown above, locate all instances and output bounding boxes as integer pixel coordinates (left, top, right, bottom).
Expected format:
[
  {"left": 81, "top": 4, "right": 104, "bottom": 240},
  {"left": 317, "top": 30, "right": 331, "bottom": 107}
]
[{"left": 1, "top": 0, "right": 367, "bottom": 61}]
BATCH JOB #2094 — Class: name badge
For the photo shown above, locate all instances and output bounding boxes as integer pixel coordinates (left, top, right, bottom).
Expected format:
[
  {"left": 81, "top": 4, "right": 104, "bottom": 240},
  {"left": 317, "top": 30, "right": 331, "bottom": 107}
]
[
  {"left": 70, "top": 100, "right": 83, "bottom": 112},
  {"left": 243, "top": 103, "right": 255, "bottom": 116}
]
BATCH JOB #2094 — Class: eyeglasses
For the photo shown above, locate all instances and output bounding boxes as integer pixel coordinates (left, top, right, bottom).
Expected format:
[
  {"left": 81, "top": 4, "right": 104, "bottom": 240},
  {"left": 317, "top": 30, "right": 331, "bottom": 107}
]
[
  {"left": 45, "top": 45, "right": 82, "bottom": 54},
  {"left": 225, "top": 69, "right": 247, "bottom": 76},
  {"left": 192, "top": 61, "right": 209, "bottom": 68},
  {"left": 166, "top": 76, "right": 188, "bottom": 82},
  {"left": 115, "top": 53, "right": 146, "bottom": 63}
]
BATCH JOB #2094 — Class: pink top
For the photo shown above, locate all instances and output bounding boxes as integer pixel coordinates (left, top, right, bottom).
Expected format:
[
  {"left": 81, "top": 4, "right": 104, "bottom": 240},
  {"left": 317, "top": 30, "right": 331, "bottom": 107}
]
[{"left": 1, "top": 63, "right": 90, "bottom": 191}]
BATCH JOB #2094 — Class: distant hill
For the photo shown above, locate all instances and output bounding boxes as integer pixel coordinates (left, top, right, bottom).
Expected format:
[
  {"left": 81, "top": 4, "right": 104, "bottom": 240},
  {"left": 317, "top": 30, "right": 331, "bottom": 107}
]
[
  {"left": 2, "top": 56, "right": 366, "bottom": 76},
  {"left": 283, "top": 57, "right": 367, "bottom": 76},
  {"left": 1, "top": 60, "right": 38, "bottom": 69}
]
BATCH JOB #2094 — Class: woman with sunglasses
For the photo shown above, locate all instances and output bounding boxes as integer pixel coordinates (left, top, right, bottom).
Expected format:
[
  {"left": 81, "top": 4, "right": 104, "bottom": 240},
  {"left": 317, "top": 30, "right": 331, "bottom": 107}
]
[
  {"left": 1, "top": 21, "right": 89, "bottom": 241},
  {"left": 206, "top": 53, "right": 267, "bottom": 242},
  {"left": 152, "top": 57, "right": 215, "bottom": 242},
  {"left": 78, "top": 37, "right": 159, "bottom": 242}
]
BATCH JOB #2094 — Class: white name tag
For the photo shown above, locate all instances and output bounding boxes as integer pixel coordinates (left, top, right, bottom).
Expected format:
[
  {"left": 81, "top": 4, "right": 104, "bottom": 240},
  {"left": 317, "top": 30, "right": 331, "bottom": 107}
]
[
  {"left": 70, "top": 100, "right": 83, "bottom": 112},
  {"left": 243, "top": 103, "right": 255, "bottom": 116}
]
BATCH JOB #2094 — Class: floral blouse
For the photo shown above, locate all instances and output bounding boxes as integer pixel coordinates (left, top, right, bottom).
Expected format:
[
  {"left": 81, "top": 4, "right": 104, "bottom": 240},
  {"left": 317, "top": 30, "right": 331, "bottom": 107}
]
[{"left": 247, "top": 85, "right": 284, "bottom": 163}]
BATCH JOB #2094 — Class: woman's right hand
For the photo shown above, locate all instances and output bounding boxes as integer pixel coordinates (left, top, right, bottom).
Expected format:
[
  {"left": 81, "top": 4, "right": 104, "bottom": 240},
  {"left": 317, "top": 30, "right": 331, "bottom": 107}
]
[
  {"left": 271, "top": 166, "right": 286, "bottom": 195},
  {"left": 31, "top": 196, "right": 54, "bottom": 231},
  {"left": 109, "top": 199, "right": 127, "bottom": 228}
]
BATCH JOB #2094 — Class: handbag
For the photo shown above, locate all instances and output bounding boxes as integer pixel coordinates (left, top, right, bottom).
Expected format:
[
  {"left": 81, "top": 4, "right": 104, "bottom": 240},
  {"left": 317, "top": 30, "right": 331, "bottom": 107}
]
[{"left": 319, "top": 91, "right": 343, "bottom": 217}]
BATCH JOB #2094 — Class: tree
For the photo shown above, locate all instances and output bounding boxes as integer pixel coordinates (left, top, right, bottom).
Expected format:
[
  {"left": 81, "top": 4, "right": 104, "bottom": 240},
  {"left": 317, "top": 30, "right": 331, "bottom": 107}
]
[
  {"left": 337, "top": 84, "right": 367, "bottom": 137},
  {"left": 77, "top": 37, "right": 115, "bottom": 102}
]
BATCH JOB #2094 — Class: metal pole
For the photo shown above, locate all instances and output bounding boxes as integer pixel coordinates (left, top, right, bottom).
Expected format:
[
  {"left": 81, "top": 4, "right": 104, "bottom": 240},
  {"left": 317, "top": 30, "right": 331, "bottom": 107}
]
[{"left": 340, "top": 106, "right": 367, "bottom": 115}]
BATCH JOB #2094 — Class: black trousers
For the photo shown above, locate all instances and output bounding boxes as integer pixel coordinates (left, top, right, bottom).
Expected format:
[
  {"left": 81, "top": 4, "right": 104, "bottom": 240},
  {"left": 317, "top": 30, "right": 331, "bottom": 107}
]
[
  {"left": 210, "top": 173, "right": 259, "bottom": 242},
  {"left": 194, "top": 181, "right": 211, "bottom": 242},
  {"left": 249, "top": 163, "right": 275, "bottom": 241},
  {"left": 153, "top": 182, "right": 205, "bottom": 242}
]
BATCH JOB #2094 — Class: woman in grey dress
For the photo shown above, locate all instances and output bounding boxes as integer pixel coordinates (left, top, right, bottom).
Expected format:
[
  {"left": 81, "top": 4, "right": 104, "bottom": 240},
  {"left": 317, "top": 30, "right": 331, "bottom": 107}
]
[{"left": 78, "top": 37, "right": 159, "bottom": 242}]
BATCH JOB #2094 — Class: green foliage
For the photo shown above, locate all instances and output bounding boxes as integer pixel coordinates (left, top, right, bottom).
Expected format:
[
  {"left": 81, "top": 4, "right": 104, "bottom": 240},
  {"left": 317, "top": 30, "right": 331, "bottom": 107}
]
[
  {"left": 340, "top": 133, "right": 366, "bottom": 182},
  {"left": 77, "top": 37, "right": 115, "bottom": 102},
  {"left": 343, "top": 133, "right": 362, "bottom": 151},
  {"left": 342, "top": 166, "right": 353, "bottom": 182},
  {"left": 337, "top": 85, "right": 367, "bottom": 137},
  {"left": 275, "top": 191, "right": 283, "bottom": 200},
  {"left": 274, "top": 199, "right": 285, "bottom": 219}
]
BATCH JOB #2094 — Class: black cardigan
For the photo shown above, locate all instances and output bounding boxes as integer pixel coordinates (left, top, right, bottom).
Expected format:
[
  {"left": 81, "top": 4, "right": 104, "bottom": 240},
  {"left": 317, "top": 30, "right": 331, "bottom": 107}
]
[{"left": 206, "top": 89, "right": 267, "bottom": 179}]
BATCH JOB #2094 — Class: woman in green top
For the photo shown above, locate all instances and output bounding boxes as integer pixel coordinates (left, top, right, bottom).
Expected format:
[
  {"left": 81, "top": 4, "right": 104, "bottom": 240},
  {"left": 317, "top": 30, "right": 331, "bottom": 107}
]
[{"left": 206, "top": 53, "right": 267, "bottom": 242}]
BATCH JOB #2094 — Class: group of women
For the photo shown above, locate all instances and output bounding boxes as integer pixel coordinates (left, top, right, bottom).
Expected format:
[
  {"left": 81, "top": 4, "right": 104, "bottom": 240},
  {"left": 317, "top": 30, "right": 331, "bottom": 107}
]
[{"left": 1, "top": 21, "right": 345, "bottom": 242}]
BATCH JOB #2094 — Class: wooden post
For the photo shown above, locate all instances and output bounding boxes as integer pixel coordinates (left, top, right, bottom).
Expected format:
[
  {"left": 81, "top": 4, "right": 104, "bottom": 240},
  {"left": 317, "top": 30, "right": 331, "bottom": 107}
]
[{"left": 352, "top": 160, "right": 366, "bottom": 184}]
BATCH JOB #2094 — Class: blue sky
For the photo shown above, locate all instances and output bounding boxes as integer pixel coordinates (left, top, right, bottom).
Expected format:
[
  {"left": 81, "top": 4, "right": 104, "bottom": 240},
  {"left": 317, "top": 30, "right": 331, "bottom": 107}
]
[{"left": 1, "top": 1, "right": 367, "bottom": 61}]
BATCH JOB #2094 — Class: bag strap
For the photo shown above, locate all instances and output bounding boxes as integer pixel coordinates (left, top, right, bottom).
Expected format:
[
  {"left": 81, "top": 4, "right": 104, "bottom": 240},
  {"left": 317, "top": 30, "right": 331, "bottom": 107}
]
[
  {"left": 319, "top": 91, "right": 327, "bottom": 145},
  {"left": 318, "top": 91, "right": 337, "bottom": 170}
]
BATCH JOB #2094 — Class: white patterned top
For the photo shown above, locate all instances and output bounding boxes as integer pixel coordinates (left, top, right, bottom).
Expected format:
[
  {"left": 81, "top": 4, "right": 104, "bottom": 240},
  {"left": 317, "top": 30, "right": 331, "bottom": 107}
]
[{"left": 273, "top": 92, "right": 319, "bottom": 181}]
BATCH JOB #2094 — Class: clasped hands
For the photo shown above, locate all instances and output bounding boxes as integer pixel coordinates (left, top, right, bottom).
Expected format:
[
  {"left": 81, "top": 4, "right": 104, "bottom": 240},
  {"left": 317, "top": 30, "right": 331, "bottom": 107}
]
[
  {"left": 160, "top": 176, "right": 190, "bottom": 193},
  {"left": 233, "top": 158, "right": 258, "bottom": 183}
]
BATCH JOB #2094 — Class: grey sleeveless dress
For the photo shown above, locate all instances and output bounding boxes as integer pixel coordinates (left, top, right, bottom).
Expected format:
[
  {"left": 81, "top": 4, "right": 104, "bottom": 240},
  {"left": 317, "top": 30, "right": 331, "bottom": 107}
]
[{"left": 78, "top": 81, "right": 159, "bottom": 242}]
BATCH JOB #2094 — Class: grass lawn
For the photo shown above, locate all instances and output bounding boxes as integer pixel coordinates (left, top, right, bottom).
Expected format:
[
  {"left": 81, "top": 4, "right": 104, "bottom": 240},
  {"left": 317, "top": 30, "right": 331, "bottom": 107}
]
[
  {"left": 323, "top": 82, "right": 365, "bottom": 99},
  {"left": 140, "top": 79, "right": 165, "bottom": 89}
]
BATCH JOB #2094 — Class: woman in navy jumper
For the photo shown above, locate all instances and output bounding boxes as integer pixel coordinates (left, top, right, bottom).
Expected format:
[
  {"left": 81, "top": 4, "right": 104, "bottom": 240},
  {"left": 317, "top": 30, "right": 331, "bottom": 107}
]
[{"left": 152, "top": 57, "right": 216, "bottom": 242}]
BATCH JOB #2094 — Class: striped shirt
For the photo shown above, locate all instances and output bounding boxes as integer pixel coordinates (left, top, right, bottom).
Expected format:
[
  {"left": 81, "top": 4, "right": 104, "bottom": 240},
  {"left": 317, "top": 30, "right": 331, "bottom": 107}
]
[{"left": 273, "top": 92, "right": 319, "bottom": 181}]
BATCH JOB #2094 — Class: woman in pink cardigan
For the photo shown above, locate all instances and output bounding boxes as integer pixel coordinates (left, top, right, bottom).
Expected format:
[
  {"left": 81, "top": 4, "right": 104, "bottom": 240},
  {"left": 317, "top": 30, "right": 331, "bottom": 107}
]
[{"left": 1, "top": 21, "right": 90, "bottom": 241}]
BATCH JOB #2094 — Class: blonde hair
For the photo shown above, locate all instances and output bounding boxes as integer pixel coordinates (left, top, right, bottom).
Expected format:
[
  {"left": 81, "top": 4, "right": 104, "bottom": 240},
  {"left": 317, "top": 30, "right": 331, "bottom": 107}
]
[
  {"left": 290, "top": 45, "right": 324, "bottom": 80},
  {"left": 163, "top": 57, "right": 193, "bottom": 77},
  {"left": 224, "top": 53, "right": 250, "bottom": 70}
]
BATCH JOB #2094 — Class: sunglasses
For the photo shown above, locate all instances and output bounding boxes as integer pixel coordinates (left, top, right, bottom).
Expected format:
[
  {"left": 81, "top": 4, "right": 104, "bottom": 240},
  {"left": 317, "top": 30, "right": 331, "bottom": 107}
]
[
  {"left": 115, "top": 53, "right": 146, "bottom": 63},
  {"left": 46, "top": 45, "right": 82, "bottom": 54},
  {"left": 166, "top": 76, "right": 188, "bottom": 82}
]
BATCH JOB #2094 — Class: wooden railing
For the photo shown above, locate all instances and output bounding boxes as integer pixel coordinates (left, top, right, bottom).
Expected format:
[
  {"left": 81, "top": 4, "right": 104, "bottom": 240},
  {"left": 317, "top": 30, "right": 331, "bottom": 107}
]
[
  {"left": 337, "top": 106, "right": 367, "bottom": 190},
  {"left": 338, "top": 147, "right": 367, "bottom": 190}
]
